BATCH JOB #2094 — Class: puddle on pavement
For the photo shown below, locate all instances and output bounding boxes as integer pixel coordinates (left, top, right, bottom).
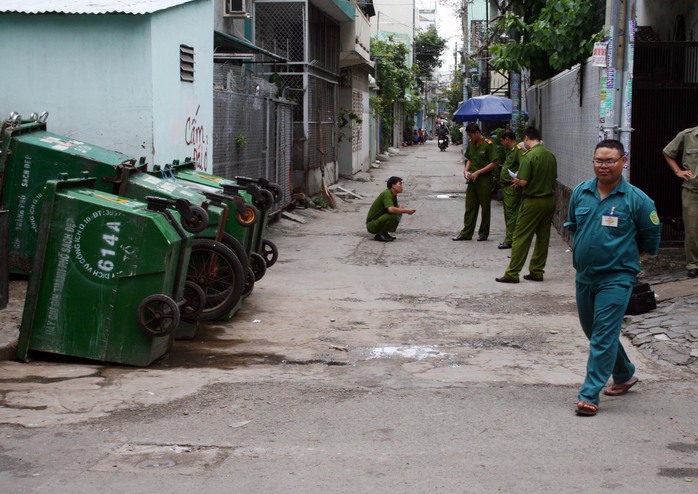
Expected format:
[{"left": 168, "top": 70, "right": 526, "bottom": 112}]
[
  {"left": 367, "top": 345, "right": 447, "bottom": 360},
  {"left": 429, "top": 193, "right": 464, "bottom": 199},
  {"left": 156, "top": 346, "right": 348, "bottom": 369}
]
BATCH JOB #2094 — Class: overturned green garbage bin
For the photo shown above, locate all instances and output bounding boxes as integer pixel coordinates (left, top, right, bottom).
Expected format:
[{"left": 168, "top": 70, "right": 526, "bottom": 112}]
[{"left": 17, "top": 178, "right": 199, "bottom": 366}]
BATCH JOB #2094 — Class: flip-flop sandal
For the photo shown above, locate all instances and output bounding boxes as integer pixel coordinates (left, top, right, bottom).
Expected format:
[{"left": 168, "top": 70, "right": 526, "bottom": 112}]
[
  {"left": 603, "top": 376, "right": 639, "bottom": 396},
  {"left": 575, "top": 401, "right": 598, "bottom": 416}
]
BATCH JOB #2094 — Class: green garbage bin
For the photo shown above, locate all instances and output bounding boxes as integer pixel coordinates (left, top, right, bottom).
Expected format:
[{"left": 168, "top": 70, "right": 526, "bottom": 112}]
[
  {"left": 17, "top": 177, "right": 200, "bottom": 366},
  {"left": 1, "top": 115, "right": 245, "bottom": 323},
  {"left": 0, "top": 114, "right": 134, "bottom": 274},
  {"left": 0, "top": 210, "right": 8, "bottom": 310},
  {"left": 155, "top": 161, "right": 280, "bottom": 284},
  {"left": 110, "top": 163, "right": 247, "bottom": 321}
]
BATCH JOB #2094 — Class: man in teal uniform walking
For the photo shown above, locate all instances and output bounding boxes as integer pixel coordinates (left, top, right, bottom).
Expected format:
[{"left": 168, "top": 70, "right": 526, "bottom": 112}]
[
  {"left": 496, "top": 127, "right": 557, "bottom": 282},
  {"left": 565, "top": 139, "right": 661, "bottom": 416},
  {"left": 452, "top": 122, "right": 499, "bottom": 241},
  {"left": 366, "top": 176, "right": 416, "bottom": 242},
  {"left": 663, "top": 123, "right": 698, "bottom": 278},
  {"left": 497, "top": 129, "right": 524, "bottom": 249}
]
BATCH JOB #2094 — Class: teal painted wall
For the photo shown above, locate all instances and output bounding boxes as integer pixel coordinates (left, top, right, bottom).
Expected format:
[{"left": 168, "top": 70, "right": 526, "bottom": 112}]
[{"left": 0, "top": 0, "right": 213, "bottom": 171}]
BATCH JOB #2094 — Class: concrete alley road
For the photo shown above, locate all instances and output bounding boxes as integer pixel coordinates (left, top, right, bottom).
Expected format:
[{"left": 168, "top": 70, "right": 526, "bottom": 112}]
[{"left": 1, "top": 139, "right": 697, "bottom": 493}]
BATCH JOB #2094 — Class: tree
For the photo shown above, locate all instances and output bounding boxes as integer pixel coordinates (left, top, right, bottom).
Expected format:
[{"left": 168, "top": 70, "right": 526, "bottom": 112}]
[
  {"left": 370, "top": 35, "right": 419, "bottom": 149},
  {"left": 488, "top": 0, "right": 603, "bottom": 82},
  {"left": 414, "top": 25, "right": 448, "bottom": 85}
]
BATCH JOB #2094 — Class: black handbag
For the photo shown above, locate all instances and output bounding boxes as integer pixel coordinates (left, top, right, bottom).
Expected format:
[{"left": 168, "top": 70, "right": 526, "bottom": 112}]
[{"left": 625, "top": 282, "right": 657, "bottom": 315}]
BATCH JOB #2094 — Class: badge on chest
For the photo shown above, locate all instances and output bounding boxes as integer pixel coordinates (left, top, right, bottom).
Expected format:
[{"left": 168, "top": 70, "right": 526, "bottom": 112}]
[{"left": 602, "top": 206, "right": 619, "bottom": 227}]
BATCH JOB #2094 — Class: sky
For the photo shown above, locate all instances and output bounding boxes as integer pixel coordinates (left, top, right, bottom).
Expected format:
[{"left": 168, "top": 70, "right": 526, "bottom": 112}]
[{"left": 424, "top": 0, "right": 487, "bottom": 75}]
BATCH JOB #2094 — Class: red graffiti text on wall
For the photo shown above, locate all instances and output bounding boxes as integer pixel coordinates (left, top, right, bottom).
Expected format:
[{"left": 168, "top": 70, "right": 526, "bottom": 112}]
[{"left": 184, "top": 105, "right": 209, "bottom": 170}]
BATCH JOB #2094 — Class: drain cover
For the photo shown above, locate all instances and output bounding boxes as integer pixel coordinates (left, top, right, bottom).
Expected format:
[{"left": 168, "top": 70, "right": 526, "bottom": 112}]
[{"left": 90, "top": 444, "right": 229, "bottom": 476}]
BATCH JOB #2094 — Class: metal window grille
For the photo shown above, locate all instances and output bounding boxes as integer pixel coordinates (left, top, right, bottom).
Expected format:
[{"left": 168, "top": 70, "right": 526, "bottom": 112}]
[{"left": 255, "top": 2, "right": 304, "bottom": 61}]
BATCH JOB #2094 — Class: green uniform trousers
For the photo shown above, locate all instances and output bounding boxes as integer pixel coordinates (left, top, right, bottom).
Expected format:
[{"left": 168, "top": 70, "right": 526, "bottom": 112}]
[
  {"left": 504, "top": 195, "right": 556, "bottom": 279},
  {"left": 367, "top": 213, "right": 400, "bottom": 235},
  {"left": 576, "top": 279, "right": 635, "bottom": 404},
  {"left": 682, "top": 187, "right": 698, "bottom": 270},
  {"left": 459, "top": 173, "right": 493, "bottom": 239},
  {"left": 501, "top": 185, "right": 522, "bottom": 246}
]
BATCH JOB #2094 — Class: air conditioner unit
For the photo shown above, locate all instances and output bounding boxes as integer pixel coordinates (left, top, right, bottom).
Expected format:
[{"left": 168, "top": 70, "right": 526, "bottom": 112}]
[{"left": 224, "top": 0, "right": 249, "bottom": 17}]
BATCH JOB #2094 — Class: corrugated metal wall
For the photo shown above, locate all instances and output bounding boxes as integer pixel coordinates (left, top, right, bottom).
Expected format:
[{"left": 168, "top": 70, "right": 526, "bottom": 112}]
[
  {"left": 528, "top": 61, "right": 602, "bottom": 191},
  {"left": 527, "top": 61, "right": 601, "bottom": 234}
]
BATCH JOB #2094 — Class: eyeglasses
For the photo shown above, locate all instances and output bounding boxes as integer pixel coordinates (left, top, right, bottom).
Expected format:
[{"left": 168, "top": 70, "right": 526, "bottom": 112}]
[{"left": 592, "top": 157, "right": 623, "bottom": 167}]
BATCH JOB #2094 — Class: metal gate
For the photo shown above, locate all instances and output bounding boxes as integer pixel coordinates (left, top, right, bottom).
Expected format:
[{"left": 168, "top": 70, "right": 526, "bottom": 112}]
[{"left": 630, "top": 41, "right": 698, "bottom": 244}]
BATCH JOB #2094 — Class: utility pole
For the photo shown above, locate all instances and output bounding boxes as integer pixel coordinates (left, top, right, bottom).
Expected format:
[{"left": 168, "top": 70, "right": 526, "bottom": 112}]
[{"left": 461, "top": 0, "right": 469, "bottom": 104}]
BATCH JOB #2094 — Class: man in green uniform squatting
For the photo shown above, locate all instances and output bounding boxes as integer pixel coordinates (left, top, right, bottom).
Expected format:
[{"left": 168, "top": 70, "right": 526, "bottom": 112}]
[
  {"left": 496, "top": 127, "right": 557, "bottom": 283},
  {"left": 497, "top": 129, "right": 524, "bottom": 249},
  {"left": 452, "top": 122, "right": 499, "bottom": 241},
  {"left": 366, "top": 176, "right": 416, "bottom": 242},
  {"left": 564, "top": 139, "right": 661, "bottom": 417},
  {"left": 663, "top": 122, "right": 698, "bottom": 278}
]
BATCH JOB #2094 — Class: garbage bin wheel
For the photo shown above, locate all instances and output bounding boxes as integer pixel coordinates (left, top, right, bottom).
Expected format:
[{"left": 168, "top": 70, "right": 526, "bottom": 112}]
[
  {"left": 181, "top": 205, "right": 209, "bottom": 234},
  {"left": 249, "top": 252, "right": 267, "bottom": 282},
  {"left": 236, "top": 204, "right": 259, "bottom": 227},
  {"left": 137, "top": 294, "right": 181, "bottom": 337},
  {"left": 254, "top": 189, "right": 275, "bottom": 212},
  {"left": 180, "top": 280, "right": 206, "bottom": 322},
  {"left": 268, "top": 183, "right": 283, "bottom": 204},
  {"left": 260, "top": 239, "right": 278, "bottom": 268},
  {"left": 221, "top": 233, "right": 249, "bottom": 273},
  {"left": 242, "top": 267, "right": 255, "bottom": 298},
  {"left": 187, "top": 238, "right": 245, "bottom": 321}
]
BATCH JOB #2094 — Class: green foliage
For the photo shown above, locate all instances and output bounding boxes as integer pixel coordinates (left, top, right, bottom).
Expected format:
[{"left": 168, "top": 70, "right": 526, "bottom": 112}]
[
  {"left": 414, "top": 25, "right": 447, "bottom": 84},
  {"left": 445, "top": 70, "right": 465, "bottom": 117},
  {"left": 489, "top": 0, "right": 603, "bottom": 81},
  {"left": 235, "top": 132, "right": 246, "bottom": 150},
  {"left": 370, "top": 35, "right": 419, "bottom": 149},
  {"left": 337, "top": 106, "right": 363, "bottom": 145},
  {"left": 450, "top": 124, "right": 463, "bottom": 145},
  {"left": 312, "top": 194, "right": 330, "bottom": 209}
]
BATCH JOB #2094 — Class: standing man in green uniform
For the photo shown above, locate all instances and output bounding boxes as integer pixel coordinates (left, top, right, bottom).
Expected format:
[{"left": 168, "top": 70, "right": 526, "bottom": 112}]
[
  {"left": 366, "top": 176, "right": 416, "bottom": 242},
  {"left": 452, "top": 122, "right": 499, "bottom": 241},
  {"left": 496, "top": 127, "right": 557, "bottom": 283},
  {"left": 663, "top": 123, "right": 698, "bottom": 278},
  {"left": 497, "top": 129, "right": 524, "bottom": 249},
  {"left": 564, "top": 139, "right": 661, "bottom": 416}
]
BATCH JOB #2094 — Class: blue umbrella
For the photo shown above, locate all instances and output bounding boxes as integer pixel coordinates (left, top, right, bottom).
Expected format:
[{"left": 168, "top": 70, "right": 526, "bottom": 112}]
[{"left": 453, "top": 95, "right": 513, "bottom": 123}]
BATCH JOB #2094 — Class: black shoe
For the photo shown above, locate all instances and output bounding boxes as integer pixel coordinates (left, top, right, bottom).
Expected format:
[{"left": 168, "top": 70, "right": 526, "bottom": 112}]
[
  {"left": 523, "top": 274, "right": 544, "bottom": 282},
  {"left": 688, "top": 269, "right": 698, "bottom": 278},
  {"left": 498, "top": 243, "right": 511, "bottom": 250},
  {"left": 374, "top": 233, "right": 390, "bottom": 242},
  {"left": 495, "top": 276, "right": 519, "bottom": 283},
  {"left": 452, "top": 235, "right": 471, "bottom": 241},
  {"left": 477, "top": 237, "right": 488, "bottom": 241},
  {"left": 384, "top": 233, "right": 396, "bottom": 240}
]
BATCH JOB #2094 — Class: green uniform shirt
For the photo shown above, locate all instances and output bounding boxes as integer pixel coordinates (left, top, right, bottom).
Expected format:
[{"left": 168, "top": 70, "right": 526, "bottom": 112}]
[
  {"left": 518, "top": 143, "right": 557, "bottom": 197},
  {"left": 500, "top": 144, "right": 524, "bottom": 185},
  {"left": 663, "top": 126, "right": 698, "bottom": 191},
  {"left": 366, "top": 188, "right": 397, "bottom": 223},
  {"left": 465, "top": 138, "right": 498, "bottom": 172}
]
